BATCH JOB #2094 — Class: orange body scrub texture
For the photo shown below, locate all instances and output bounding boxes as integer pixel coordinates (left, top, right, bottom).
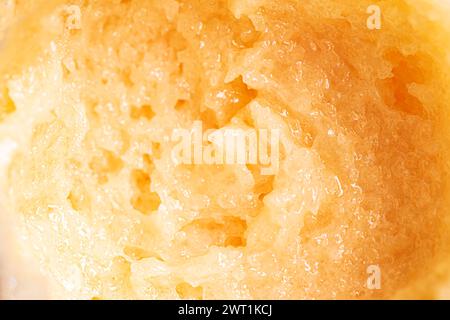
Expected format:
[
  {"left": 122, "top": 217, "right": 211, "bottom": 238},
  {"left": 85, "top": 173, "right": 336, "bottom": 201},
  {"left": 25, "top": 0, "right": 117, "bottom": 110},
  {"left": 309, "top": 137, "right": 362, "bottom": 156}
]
[{"left": 0, "top": 0, "right": 450, "bottom": 299}]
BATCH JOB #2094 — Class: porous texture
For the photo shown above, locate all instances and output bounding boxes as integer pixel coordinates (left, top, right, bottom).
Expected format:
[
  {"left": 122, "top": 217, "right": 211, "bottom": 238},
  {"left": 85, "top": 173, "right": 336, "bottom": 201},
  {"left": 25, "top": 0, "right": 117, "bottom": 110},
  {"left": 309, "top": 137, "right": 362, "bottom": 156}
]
[{"left": 0, "top": 0, "right": 450, "bottom": 299}]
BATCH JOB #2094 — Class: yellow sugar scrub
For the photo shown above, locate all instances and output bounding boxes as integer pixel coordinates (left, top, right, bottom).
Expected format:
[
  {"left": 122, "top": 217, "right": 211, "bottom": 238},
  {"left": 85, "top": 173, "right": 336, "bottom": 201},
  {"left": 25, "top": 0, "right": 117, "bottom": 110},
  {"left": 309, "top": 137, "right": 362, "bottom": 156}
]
[{"left": 1, "top": 0, "right": 450, "bottom": 300}]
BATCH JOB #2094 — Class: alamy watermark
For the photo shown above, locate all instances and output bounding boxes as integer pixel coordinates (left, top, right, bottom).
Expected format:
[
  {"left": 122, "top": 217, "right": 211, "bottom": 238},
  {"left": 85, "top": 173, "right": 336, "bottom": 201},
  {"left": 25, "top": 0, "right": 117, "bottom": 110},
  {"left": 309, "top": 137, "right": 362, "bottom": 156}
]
[
  {"left": 367, "top": 264, "right": 382, "bottom": 290},
  {"left": 62, "top": 4, "right": 82, "bottom": 30},
  {"left": 367, "top": 5, "right": 382, "bottom": 30},
  {"left": 171, "top": 121, "right": 280, "bottom": 175}
]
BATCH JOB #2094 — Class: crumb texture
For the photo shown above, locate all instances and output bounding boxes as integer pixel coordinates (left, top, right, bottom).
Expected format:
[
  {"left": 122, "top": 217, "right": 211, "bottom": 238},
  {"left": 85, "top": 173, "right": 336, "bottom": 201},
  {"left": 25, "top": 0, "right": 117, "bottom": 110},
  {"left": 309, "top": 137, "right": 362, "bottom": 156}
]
[{"left": 0, "top": 0, "right": 449, "bottom": 299}]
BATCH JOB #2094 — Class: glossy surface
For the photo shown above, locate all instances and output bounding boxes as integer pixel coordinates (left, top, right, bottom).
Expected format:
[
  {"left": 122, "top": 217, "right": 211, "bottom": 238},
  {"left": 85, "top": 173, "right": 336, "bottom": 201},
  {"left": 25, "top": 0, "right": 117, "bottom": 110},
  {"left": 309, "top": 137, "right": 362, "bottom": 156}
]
[{"left": 0, "top": 0, "right": 450, "bottom": 299}]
